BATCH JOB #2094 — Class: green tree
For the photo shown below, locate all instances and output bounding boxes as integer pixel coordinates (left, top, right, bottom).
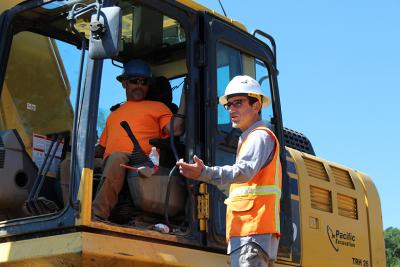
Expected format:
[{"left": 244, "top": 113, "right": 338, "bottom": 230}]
[{"left": 385, "top": 227, "right": 400, "bottom": 267}]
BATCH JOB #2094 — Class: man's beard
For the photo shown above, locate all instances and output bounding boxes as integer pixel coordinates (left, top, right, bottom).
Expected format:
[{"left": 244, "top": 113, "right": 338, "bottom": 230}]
[{"left": 128, "top": 89, "right": 146, "bottom": 100}]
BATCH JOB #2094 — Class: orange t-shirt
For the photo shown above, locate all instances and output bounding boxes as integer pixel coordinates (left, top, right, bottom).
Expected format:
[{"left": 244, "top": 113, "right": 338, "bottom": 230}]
[{"left": 99, "top": 100, "right": 172, "bottom": 158}]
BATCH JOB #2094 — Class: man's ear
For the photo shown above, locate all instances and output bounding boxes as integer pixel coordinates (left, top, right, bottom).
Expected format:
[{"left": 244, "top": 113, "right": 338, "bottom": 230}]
[{"left": 252, "top": 101, "right": 261, "bottom": 113}]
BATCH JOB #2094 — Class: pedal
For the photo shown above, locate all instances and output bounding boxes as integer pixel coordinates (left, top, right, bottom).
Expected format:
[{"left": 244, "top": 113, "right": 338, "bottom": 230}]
[{"left": 23, "top": 197, "right": 59, "bottom": 216}]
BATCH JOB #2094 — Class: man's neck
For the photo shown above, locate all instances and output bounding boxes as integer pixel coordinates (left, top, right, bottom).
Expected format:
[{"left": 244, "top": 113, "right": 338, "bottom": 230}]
[{"left": 239, "top": 117, "right": 260, "bottom": 132}]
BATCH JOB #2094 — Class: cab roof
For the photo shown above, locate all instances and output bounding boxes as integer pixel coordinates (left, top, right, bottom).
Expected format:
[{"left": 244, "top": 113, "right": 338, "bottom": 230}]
[
  {"left": 177, "top": 0, "right": 247, "bottom": 31},
  {"left": 1, "top": 0, "right": 247, "bottom": 32}
]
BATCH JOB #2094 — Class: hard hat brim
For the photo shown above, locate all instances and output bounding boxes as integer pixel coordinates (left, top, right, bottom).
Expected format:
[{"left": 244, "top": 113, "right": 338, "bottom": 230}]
[
  {"left": 219, "top": 93, "right": 271, "bottom": 108},
  {"left": 116, "top": 73, "right": 151, "bottom": 82}
]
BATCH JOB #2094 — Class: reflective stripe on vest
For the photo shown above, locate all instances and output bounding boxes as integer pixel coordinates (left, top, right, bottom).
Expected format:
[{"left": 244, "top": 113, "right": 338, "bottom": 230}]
[{"left": 227, "top": 185, "right": 281, "bottom": 200}]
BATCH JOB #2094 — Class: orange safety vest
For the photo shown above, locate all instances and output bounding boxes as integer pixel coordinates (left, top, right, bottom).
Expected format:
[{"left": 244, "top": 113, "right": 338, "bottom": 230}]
[{"left": 225, "top": 126, "right": 282, "bottom": 241}]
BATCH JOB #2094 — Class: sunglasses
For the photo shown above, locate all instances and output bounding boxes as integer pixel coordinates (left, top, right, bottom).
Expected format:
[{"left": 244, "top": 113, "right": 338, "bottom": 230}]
[
  {"left": 127, "top": 78, "right": 149, "bottom": 85},
  {"left": 223, "top": 98, "right": 247, "bottom": 110}
]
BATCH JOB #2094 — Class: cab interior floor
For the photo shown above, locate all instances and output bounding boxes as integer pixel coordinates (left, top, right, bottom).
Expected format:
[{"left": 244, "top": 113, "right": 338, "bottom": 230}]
[{"left": 106, "top": 210, "right": 189, "bottom": 235}]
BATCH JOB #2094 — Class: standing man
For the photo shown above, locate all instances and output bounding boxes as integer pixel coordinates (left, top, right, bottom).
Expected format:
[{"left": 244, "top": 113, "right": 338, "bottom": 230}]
[{"left": 177, "top": 75, "right": 281, "bottom": 267}]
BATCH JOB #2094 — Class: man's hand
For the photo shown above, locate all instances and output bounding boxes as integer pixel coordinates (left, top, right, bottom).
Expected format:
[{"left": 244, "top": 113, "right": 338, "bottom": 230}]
[{"left": 176, "top": 155, "right": 205, "bottom": 179}]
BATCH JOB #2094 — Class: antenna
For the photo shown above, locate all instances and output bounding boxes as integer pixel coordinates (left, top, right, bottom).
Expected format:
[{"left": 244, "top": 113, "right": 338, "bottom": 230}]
[{"left": 217, "top": 0, "right": 227, "bottom": 17}]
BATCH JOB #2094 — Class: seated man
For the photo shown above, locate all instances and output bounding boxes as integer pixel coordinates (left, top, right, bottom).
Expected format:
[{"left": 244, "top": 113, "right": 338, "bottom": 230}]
[{"left": 60, "top": 59, "right": 185, "bottom": 220}]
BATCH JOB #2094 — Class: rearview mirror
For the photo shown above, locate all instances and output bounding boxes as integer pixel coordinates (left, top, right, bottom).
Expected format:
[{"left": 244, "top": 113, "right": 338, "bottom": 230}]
[{"left": 89, "top": 6, "right": 121, "bottom": 59}]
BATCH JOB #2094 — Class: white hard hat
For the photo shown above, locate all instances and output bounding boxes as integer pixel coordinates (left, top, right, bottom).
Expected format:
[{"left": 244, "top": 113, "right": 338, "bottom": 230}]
[{"left": 219, "top": 75, "right": 271, "bottom": 108}]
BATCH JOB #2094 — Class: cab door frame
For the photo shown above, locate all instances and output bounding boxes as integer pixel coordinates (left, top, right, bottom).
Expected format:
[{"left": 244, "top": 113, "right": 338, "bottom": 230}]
[{"left": 201, "top": 12, "right": 293, "bottom": 253}]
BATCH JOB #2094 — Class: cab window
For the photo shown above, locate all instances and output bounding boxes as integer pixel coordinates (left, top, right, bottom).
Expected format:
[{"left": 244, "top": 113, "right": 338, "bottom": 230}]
[{"left": 215, "top": 42, "right": 274, "bottom": 168}]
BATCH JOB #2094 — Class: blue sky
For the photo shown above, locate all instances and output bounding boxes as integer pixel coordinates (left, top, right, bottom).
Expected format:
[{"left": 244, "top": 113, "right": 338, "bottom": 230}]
[{"left": 194, "top": 0, "right": 399, "bottom": 229}]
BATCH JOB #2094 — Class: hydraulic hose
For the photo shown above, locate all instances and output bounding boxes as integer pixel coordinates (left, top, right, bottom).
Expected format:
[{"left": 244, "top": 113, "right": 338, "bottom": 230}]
[{"left": 164, "top": 115, "right": 180, "bottom": 226}]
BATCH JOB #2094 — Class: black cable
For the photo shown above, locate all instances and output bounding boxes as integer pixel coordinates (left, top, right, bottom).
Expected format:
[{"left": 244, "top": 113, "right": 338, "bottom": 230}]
[
  {"left": 164, "top": 78, "right": 187, "bottom": 227},
  {"left": 169, "top": 117, "right": 179, "bottom": 163},
  {"left": 171, "top": 79, "right": 184, "bottom": 92}
]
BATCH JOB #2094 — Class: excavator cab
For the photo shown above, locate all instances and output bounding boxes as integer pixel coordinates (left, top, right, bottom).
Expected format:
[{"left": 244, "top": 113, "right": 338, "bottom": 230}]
[{"left": 0, "top": 0, "right": 193, "bottom": 220}]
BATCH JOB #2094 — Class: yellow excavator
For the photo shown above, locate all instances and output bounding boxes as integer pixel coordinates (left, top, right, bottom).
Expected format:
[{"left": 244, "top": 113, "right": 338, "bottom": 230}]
[{"left": 0, "top": 0, "right": 386, "bottom": 266}]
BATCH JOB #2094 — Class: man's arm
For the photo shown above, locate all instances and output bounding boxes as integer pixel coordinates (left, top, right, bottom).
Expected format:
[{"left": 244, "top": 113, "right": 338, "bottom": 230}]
[
  {"left": 163, "top": 116, "right": 184, "bottom": 136},
  {"left": 205, "top": 131, "right": 274, "bottom": 185},
  {"left": 163, "top": 86, "right": 186, "bottom": 136},
  {"left": 177, "top": 130, "right": 275, "bottom": 186}
]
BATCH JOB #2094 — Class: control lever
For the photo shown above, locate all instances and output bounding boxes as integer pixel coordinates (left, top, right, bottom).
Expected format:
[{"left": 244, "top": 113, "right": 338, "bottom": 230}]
[
  {"left": 119, "top": 121, "right": 155, "bottom": 177},
  {"left": 120, "top": 121, "right": 152, "bottom": 166}
]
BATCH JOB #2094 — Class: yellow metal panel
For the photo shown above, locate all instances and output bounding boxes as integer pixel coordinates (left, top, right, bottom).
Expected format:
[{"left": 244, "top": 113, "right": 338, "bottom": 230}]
[
  {"left": 0, "top": 232, "right": 83, "bottom": 266},
  {"left": 151, "top": 59, "right": 187, "bottom": 78},
  {"left": 242, "top": 54, "right": 256, "bottom": 78},
  {"left": 0, "top": 232, "right": 229, "bottom": 266},
  {"left": 331, "top": 166, "right": 355, "bottom": 189},
  {"left": 1, "top": 31, "right": 73, "bottom": 153},
  {"left": 81, "top": 232, "right": 228, "bottom": 266},
  {"left": 76, "top": 168, "right": 94, "bottom": 225},
  {"left": 355, "top": 172, "right": 386, "bottom": 267},
  {"left": 289, "top": 148, "right": 373, "bottom": 267},
  {"left": 310, "top": 185, "right": 332, "bottom": 213},
  {"left": 0, "top": 83, "right": 31, "bottom": 152},
  {"left": 337, "top": 193, "right": 358, "bottom": 219},
  {"left": 291, "top": 194, "right": 300, "bottom": 201},
  {"left": 303, "top": 156, "right": 330, "bottom": 181},
  {"left": 0, "top": 1, "right": 25, "bottom": 12}
]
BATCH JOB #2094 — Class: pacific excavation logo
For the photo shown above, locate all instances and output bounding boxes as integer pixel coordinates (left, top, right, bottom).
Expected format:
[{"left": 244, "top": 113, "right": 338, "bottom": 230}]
[{"left": 327, "top": 225, "right": 356, "bottom": 252}]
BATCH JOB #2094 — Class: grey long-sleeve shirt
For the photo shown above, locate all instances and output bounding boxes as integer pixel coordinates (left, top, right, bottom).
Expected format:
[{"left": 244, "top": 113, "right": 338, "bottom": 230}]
[
  {"left": 199, "top": 120, "right": 275, "bottom": 185},
  {"left": 198, "top": 120, "right": 279, "bottom": 257}
]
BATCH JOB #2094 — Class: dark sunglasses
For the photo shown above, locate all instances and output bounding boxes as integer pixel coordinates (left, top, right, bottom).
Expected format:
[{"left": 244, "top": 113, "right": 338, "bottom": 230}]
[
  {"left": 127, "top": 78, "right": 149, "bottom": 85},
  {"left": 223, "top": 98, "right": 247, "bottom": 110}
]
